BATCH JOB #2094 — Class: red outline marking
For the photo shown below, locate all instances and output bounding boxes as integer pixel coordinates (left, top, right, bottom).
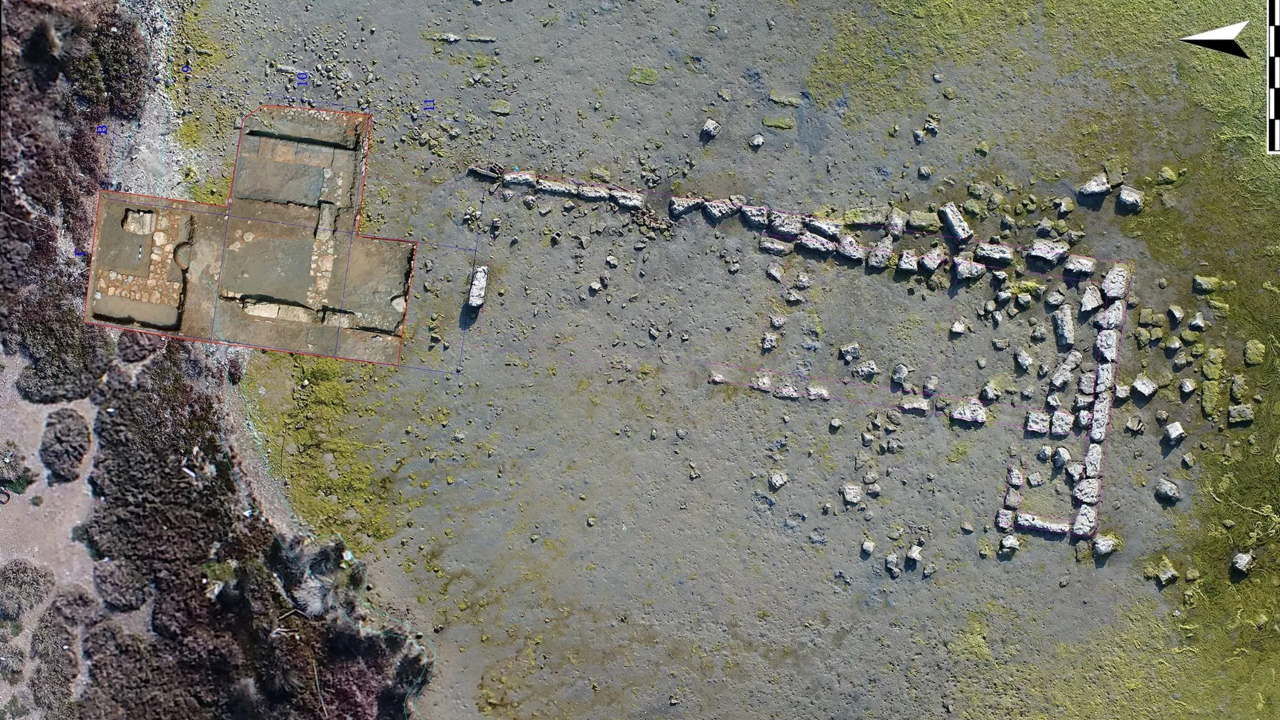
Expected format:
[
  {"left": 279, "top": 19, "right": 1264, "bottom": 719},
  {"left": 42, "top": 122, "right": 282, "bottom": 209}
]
[
  {"left": 82, "top": 191, "right": 105, "bottom": 324},
  {"left": 84, "top": 105, "right": 425, "bottom": 367}
]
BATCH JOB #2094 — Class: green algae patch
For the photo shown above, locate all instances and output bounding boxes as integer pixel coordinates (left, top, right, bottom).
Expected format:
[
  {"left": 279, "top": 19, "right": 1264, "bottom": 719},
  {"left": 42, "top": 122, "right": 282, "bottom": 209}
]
[
  {"left": 243, "top": 354, "right": 399, "bottom": 553},
  {"left": 955, "top": 601, "right": 1280, "bottom": 720},
  {"left": 627, "top": 66, "right": 659, "bottom": 86},
  {"left": 168, "top": 0, "right": 231, "bottom": 149},
  {"left": 761, "top": 116, "right": 796, "bottom": 130},
  {"left": 1202, "top": 347, "right": 1225, "bottom": 381},
  {"left": 1244, "top": 339, "right": 1267, "bottom": 367},
  {"left": 948, "top": 616, "right": 993, "bottom": 662},
  {"left": 187, "top": 162, "right": 233, "bottom": 205},
  {"left": 768, "top": 91, "right": 802, "bottom": 107},
  {"left": 806, "top": 1, "right": 1038, "bottom": 121},
  {"left": 1200, "top": 380, "right": 1221, "bottom": 420}
]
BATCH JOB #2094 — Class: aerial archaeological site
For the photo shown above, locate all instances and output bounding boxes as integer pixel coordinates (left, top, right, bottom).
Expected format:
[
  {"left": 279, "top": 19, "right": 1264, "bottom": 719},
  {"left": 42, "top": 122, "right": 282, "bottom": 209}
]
[{"left": 1, "top": 0, "right": 1276, "bottom": 718}]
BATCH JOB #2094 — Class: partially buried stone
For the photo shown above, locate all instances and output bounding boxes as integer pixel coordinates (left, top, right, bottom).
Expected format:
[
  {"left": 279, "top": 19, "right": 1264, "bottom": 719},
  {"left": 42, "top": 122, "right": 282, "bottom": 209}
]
[
  {"left": 1025, "top": 240, "right": 1070, "bottom": 265},
  {"left": 952, "top": 254, "right": 985, "bottom": 280},
  {"left": 1227, "top": 404, "right": 1254, "bottom": 424},
  {"left": 867, "top": 240, "right": 893, "bottom": 269},
  {"left": 852, "top": 360, "right": 878, "bottom": 380},
  {"left": 1064, "top": 254, "right": 1097, "bottom": 275},
  {"left": 1052, "top": 306, "right": 1076, "bottom": 347},
  {"left": 768, "top": 211, "right": 805, "bottom": 238},
  {"left": 1101, "top": 264, "right": 1130, "bottom": 300},
  {"left": 896, "top": 249, "right": 918, "bottom": 273},
  {"left": 669, "top": 196, "right": 703, "bottom": 218},
  {"left": 920, "top": 247, "right": 947, "bottom": 273},
  {"left": 759, "top": 238, "right": 792, "bottom": 256},
  {"left": 1243, "top": 339, "right": 1266, "bottom": 366},
  {"left": 702, "top": 199, "right": 739, "bottom": 222}
]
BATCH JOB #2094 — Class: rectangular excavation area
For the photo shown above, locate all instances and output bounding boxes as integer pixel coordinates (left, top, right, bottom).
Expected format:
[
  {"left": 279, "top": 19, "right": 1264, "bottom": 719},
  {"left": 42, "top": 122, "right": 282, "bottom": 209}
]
[
  {"left": 87, "top": 106, "right": 413, "bottom": 364},
  {"left": 87, "top": 194, "right": 226, "bottom": 338}
]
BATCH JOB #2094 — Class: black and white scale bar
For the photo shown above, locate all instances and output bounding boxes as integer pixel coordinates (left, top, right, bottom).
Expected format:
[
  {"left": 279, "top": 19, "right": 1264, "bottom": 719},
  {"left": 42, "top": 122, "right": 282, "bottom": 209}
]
[{"left": 1270, "top": 0, "right": 1279, "bottom": 153}]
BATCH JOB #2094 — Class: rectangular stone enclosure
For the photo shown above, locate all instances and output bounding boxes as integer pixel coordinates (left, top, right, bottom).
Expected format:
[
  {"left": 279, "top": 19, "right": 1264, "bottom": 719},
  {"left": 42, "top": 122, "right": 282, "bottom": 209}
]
[{"left": 84, "top": 106, "right": 417, "bottom": 365}]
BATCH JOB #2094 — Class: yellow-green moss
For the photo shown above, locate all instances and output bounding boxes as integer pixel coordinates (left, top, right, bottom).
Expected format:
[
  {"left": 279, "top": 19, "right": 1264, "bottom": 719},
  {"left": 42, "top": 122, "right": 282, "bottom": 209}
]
[
  {"left": 187, "top": 163, "right": 232, "bottom": 205},
  {"left": 168, "top": 0, "right": 230, "bottom": 149},
  {"left": 628, "top": 66, "right": 659, "bottom": 86},
  {"left": 243, "top": 354, "right": 399, "bottom": 552}
]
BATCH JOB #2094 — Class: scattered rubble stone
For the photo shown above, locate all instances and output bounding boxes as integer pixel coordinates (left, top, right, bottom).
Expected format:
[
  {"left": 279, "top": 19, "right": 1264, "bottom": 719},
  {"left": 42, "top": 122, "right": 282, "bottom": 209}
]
[
  {"left": 841, "top": 484, "right": 862, "bottom": 505},
  {"left": 1231, "top": 553, "right": 1254, "bottom": 574},
  {"left": 885, "top": 553, "right": 901, "bottom": 579},
  {"left": 1163, "top": 422, "right": 1185, "bottom": 445},
  {"left": 700, "top": 118, "right": 721, "bottom": 140},
  {"left": 1117, "top": 185, "right": 1144, "bottom": 212},
  {"left": 1093, "top": 534, "right": 1119, "bottom": 556},
  {"left": 1077, "top": 173, "right": 1110, "bottom": 196},
  {"left": 1152, "top": 556, "right": 1179, "bottom": 586},
  {"left": 769, "top": 471, "right": 790, "bottom": 491},
  {"left": 950, "top": 398, "right": 987, "bottom": 425},
  {"left": 1131, "top": 374, "right": 1158, "bottom": 398},
  {"left": 1155, "top": 478, "right": 1181, "bottom": 503},
  {"left": 938, "top": 203, "right": 972, "bottom": 242}
]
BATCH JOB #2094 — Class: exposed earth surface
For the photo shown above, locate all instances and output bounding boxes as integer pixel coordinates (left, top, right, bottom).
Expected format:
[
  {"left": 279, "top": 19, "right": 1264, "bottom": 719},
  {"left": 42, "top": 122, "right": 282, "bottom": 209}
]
[{"left": 1, "top": 1, "right": 1277, "bottom": 719}]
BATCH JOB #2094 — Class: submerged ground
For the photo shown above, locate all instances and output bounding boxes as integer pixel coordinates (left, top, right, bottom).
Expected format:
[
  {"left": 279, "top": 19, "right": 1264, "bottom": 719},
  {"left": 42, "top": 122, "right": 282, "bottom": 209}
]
[{"left": 3, "top": 0, "right": 1277, "bottom": 718}]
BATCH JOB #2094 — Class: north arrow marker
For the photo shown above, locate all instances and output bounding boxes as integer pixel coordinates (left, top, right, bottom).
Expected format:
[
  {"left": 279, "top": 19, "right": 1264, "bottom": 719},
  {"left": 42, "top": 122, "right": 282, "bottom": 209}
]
[{"left": 1179, "top": 20, "right": 1249, "bottom": 59}]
